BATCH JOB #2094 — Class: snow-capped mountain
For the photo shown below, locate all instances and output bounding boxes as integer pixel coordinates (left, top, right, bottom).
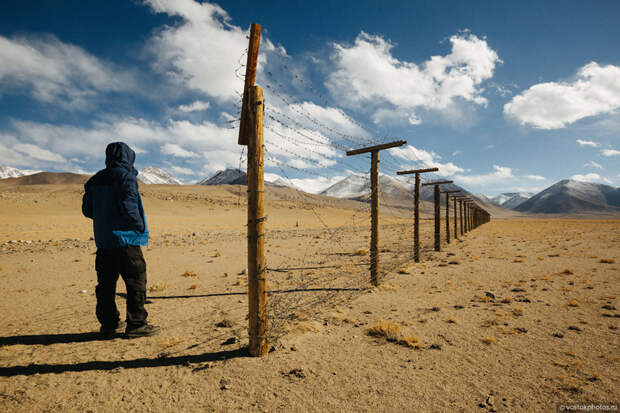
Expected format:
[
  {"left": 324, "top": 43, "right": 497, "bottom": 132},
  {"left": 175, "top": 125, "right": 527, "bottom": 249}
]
[
  {"left": 320, "top": 174, "right": 369, "bottom": 198},
  {"left": 138, "top": 167, "right": 183, "bottom": 185},
  {"left": 268, "top": 177, "right": 300, "bottom": 190},
  {"left": 0, "top": 166, "right": 41, "bottom": 179},
  {"left": 491, "top": 192, "right": 533, "bottom": 209},
  {"left": 198, "top": 168, "right": 247, "bottom": 185},
  {"left": 320, "top": 173, "right": 417, "bottom": 206},
  {"left": 515, "top": 180, "right": 620, "bottom": 213}
]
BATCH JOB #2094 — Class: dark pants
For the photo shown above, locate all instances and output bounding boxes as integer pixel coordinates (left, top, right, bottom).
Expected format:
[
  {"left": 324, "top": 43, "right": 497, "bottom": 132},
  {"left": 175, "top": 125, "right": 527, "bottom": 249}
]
[{"left": 95, "top": 246, "right": 148, "bottom": 329}]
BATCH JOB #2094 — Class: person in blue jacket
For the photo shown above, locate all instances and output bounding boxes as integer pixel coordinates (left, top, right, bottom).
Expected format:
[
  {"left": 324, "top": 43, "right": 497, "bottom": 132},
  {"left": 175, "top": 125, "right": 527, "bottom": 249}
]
[{"left": 82, "top": 142, "right": 160, "bottom": 338}]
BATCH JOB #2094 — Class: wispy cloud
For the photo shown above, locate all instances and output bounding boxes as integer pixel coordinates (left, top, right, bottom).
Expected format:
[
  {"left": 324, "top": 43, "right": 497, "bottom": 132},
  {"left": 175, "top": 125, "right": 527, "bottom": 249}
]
[
  {"left": 525, "top": 175, "right": 546, "bottom": 180},
  {"left": 161, "top": 143, "right": 199, "bottom": 158},
  {"left": 602, "top": 148, "right": 620, "bottom": 157},
  {"left": 388, "top": 144, "right": 465, "bottom": 177},
  {"left": 504, "top": 62, "right": 620, "bottom": 129},
  {"left": 0, "top": 34, "right": 135, "bottom": 109},
  {"left": 584, "top": 160, "right": 603, "bottom": 169},
  {"left": 454, "top": 165, "right": 513, "bottom": 186},
  {"left": 576, "top": 139, "right": 600, "bottom": 147},
  {"left": 178, "top": 100, "right": 210, "bottom": 112}
]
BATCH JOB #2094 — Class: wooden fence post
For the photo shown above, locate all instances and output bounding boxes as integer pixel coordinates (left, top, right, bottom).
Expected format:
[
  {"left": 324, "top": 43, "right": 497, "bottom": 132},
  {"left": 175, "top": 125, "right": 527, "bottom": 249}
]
[
  {"left": 434, "top": 185, "right": 440, "bottom": 251},
  {"left": 459, "top": 199, "right": 464, "bottom": 235},
  {"left": 370, "top": 150, "right": 379, "bottom": 286},
  {"left": 453, "top": 196, "right": 458, "bottom": 240},
  {"left": 246, "top": 86, "right": 267, "bottom": 357},
  {"left": 347, "top": 140, "right": 406, "bottom": 286},
  {"left": 441, "top": 190, "right": 460, "bottom": 244},
  {"left": 396, "top": 168, "right": 438, "bottom": 262},
  {"left": 421, "top": 180, "right": 452, "bottom": 252}
]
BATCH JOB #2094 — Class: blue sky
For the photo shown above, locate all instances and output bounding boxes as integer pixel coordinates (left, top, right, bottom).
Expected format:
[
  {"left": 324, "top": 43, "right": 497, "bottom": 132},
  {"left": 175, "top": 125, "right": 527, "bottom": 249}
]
[{"left": 0, "top": 0, "right": 619, "bottom": 195}]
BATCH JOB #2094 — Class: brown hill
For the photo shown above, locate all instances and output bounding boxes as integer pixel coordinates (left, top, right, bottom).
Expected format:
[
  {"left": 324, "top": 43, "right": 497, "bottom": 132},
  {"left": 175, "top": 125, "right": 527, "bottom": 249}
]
[{"left": 1, "top": 172, "right": 91, "bottom": 185}]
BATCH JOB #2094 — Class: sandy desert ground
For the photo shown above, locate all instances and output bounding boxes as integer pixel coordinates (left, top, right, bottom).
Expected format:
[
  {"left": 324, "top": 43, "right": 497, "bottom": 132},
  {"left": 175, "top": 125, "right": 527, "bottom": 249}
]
[{"left": 0, "top": 183, "right": 618, "bottom": 412}]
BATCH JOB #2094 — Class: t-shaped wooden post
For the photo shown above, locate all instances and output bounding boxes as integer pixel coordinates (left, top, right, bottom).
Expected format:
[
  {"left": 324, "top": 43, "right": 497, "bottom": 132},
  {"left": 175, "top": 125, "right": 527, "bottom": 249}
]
[
  {"left": 347, "top": 140, "right": 406, "bottom": 286},
  {"left": 396, "top": 167, "right": 438, "bottom": 262},
  {"left": 422, "top": 180, "right": 453, "bottom": 252}
]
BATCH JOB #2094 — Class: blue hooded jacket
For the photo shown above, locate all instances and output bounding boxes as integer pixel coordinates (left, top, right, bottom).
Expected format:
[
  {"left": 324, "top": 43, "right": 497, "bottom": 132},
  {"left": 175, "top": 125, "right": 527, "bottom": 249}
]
[{"left": 82, "top": 142, "right": 149, "bottom": 248}]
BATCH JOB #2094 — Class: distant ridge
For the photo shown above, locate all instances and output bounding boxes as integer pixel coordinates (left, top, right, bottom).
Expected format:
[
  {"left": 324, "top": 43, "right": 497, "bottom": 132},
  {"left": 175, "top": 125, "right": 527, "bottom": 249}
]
[
  {"left": 1, "top": 172, "right": 90, "bottom": 185},
  {"left": 515, "top": 179, "right": 620, "bottom": 213},
  {"left": 199, "top": 168, "right": 247, "bottom": 185}
]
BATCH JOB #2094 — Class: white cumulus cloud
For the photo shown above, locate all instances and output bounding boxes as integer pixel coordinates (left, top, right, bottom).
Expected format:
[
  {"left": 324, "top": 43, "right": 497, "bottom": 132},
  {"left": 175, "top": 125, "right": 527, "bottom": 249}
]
[
  {"left": 504, "top": 62, "right": 620, "bottom": 129},
  {"left": 145, "top": 0, "right": 256, "bottom": 102},
  {"left": 327, "top": 31, "right": 501, "bottom": 123},
  {"left": 602, "top": 149, "right": 620, "bottom": 157}
]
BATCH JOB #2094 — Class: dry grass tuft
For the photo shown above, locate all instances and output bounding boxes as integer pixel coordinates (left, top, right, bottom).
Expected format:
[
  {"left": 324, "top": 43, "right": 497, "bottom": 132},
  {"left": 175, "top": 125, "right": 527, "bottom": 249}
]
[
  {"left": 561, "top": 269, "right": 574, "bottom": 275},
  {"left": 568, "top": 300, "right": 580, "bottom": 307},
  {"left": 512, "top": 306, "right": 524, "bottom": 316},
  {"left": 355, "top": 249, "right": 368, "bottom": 256},
  {"left": 501, "top": 297, "right": 512, "bottom": 304},
  {"left": 398, "top": 267, "right": 410, "bottom": 274},
  {"left": 398, "top": 336, "right": 421, "bottom": 348},
  {"left": 368, "top": 321, "right": 403, "bottom": 342},
  {"left": 188, "top": 284, "right": 197, "bottom": 290},
  {"left": 295, "top": 321, "right": 322, "bottom": 332},
  {"left": 148, "top": 283, "right": 167, "bottom": 293},
  {"left": 599, "top": 258, "right": 615, "bottom": 264},
  {"left": 447, "top": 317, "right": 458, "bottom": 324},
  {"left": 159, "top": 336, "right": 185, "bottom": 348},
  {"left": 214, "top": 251, "right": 221, "bottom": 257},
  {"left": 481, "top": 336, "right": 497, "bottom": 345},
  {"left": 182, "top": 270, "right": 198, "bottom": 277}
]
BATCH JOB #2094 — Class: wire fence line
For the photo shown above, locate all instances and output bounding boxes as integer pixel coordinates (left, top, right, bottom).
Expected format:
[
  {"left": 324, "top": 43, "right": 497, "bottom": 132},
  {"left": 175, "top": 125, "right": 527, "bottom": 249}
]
[{"left": 226, "top": 34, "right": 490, "bottom": 346}]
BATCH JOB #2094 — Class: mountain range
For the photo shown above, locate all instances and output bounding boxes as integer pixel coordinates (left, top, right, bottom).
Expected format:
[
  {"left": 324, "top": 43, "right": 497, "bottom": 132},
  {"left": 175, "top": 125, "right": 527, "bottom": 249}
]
[
  {"left": 2, "top": 165, "right": 619, "bottom": 215},
  {"left": 515, "top": 180, "right": 620, "bottom": 213}
]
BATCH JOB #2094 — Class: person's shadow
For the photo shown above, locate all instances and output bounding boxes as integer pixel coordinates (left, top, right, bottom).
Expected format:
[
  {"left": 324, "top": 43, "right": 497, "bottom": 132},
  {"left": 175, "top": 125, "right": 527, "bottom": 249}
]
[{"left": 0, "top": 332, "right": 248, "bottom": 377}]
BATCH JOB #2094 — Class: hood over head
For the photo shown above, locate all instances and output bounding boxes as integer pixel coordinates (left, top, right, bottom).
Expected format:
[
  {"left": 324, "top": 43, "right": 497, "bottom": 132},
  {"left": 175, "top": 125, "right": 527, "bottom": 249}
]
[{"left": 105, "top": 142, "right": 136, "bottom": 173}]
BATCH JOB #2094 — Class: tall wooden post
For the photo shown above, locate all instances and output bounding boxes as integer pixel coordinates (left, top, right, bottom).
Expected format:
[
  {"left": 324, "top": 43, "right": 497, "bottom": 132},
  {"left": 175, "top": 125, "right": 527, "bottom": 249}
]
[
  {"left": 441, "top": 190, "right": 460, "bottom": 244},
  {"left": 421, "top": 180, "right": 452, "bottom": 252},
  {"left": 238, "top": 23, "right": 261, "bottom": 146},
  {"left": 459, "top": 199, "right": 464, "bottom": 235},
  {"left": 445, "top": 193, "right": 450, "bottom": 244},
  {"left": 414, "top": 173, "right": 420, "bottom": 262},
  {"left": 396, "top": 167, "right": 438, "bottom": 262},
  {"left": 453, "top": 196, "right": 458, "bottom": 240},
  {"left": 370, "top": 150, "right": 379, "bottom": 286},
  {"left": 347, "top": 140, "right": 406, "bottom": 286},
  {"left": 246, "top": 86, "right": 267, "bottom": 356},
  {"left": 433, "top": 185, "right": 440, "bottom": 251}
]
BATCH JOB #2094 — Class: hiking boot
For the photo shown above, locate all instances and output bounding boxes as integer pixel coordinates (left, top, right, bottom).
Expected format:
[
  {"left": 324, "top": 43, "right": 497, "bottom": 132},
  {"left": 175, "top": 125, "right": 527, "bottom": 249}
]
[
  {"left": 100, "top": 321, "right": 127, "bottom": 337},
  {"left": 125, "top": 324, "right": 161, "bottom": 338}
]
